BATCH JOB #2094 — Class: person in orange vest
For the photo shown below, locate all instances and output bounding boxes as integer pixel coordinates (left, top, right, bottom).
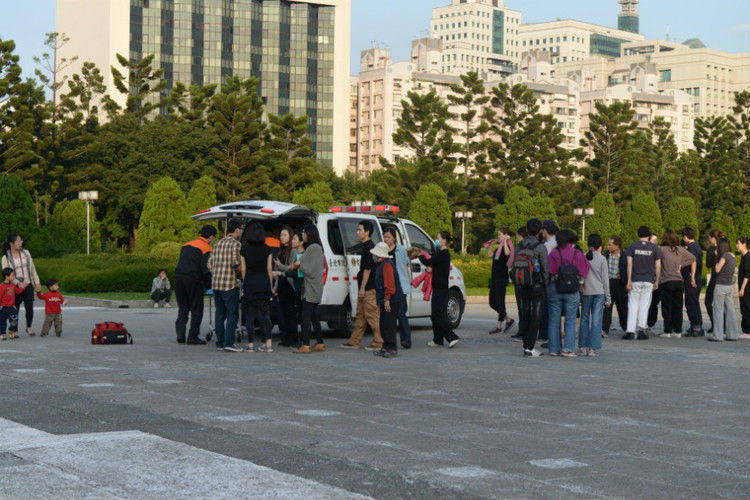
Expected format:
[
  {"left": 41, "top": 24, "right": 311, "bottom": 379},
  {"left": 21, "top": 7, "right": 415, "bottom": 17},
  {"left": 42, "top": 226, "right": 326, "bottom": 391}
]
[{"left": 175, "top": 225, "right": 217, "bottom": 345}]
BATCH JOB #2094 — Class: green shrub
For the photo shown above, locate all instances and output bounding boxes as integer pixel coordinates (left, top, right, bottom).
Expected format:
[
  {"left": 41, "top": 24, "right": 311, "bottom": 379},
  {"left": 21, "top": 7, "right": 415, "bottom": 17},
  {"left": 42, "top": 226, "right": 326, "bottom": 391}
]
[
  {"left": 452, "top": 254, "right": 492, "bottom": 288},
  {"left": 34, "top": 254, "right": 178, "bottom": 293},
  {"left": 150, "top": 241, "right": 183, "bottom": 260}
]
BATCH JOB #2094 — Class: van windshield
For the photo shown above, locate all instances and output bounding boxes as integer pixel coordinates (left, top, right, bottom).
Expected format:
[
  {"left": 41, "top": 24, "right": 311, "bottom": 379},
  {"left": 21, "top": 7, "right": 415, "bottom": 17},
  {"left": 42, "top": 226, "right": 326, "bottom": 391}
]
[{"left": 338, "top": 218, "right": 382, "bottom": 254}]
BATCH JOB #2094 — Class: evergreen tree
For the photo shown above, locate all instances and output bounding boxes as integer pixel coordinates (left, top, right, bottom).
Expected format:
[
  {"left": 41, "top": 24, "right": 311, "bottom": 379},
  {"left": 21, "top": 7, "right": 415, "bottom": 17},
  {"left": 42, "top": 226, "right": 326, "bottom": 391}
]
[
  {"left": 495, "top": 185, "right": 531, "bottom": 236},
  {"left": 135, "top": 177, "right": 192, "bottom": 254},
  {"left": 710, "top": 210, "right": 738, "bottom": 252},
  {"left": 60, "top": 61, "right": 107, "bottom": 123},
  {"left": 579, "top": 101, "right": 644, "bottom": 208},
  {"left": 695, "top": 116, "right": 743, "bottom": 224},
  {"left": 168, "top": 81, "right": 217, "bottom": 127},
  {"left": 186, "top": 175, "right": 218, "bottom": 234},
  {"left": 727, "top": 90, "right": 750, "bottom": 209},
  {"left": 647, "top": 117, "right": 681, "bottom": 212},
  {"left": 292, "top": 182, "right": 336, "bottom": 214},
  {"left": 391, "top": 90, "right": 459, "bottom": 170},
  {"left": 51, "top": 198, "right": 102, "bottom": 253},
  {"left": 109, "top": 53, "right": 168, "bottom": 119},
  {"left": 738, "top": 205, "right": 750, "bottom": 240},
  {"left": 621, "top": 192, "right": 662, "bottom": 245},
  {"left": 408, "top": 184, "right": 452, "bottom": 239},
  {"left": 585, "top": 192, "right": 622, "bottom": 241},
  {"left": 675, "top": 150, "right": 703, "bottom": 218},
  {"left": 485, "top": 82, "right": 581, "bottom": 217},
  {"left": 663, "top": 197, "right": 700, "bottom": 235},
  {"left": 446, "top": 71, "right": 490, "bottom": 186},
  {"left": 33, "top": 32, "right": 78, "bottom": 126},
  {"left": 0, "top": 174, "right": 37, "bottom": 239},
  {"left": 265, "top": 112, "right": 321, "bottom": 201},
  {"left": 209, "top": 75, "right": 266, "bottom": 201}
]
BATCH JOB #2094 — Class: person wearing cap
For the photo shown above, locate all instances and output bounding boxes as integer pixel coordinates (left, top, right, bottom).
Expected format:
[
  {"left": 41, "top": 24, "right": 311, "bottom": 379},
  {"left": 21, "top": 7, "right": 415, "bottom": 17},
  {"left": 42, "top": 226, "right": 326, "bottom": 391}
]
[
  {"left": 175, "top": 224, "right": 217, "bottom": 345},
  {"left": 371, "top": 242, "right": 405, "bottom": 358}
]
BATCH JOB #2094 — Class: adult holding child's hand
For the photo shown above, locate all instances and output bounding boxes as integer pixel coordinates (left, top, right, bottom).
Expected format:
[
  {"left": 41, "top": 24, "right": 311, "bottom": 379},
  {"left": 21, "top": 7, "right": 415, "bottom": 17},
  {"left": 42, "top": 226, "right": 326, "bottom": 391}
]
[{"left": 2, "top": 233, "right": 41, "bottom": 336}]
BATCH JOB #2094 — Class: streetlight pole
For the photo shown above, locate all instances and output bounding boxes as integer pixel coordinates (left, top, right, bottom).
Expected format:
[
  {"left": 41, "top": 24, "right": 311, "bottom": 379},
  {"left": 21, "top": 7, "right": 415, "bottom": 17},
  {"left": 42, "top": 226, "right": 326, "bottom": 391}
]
[
  {"left": 78, "top": 190, "right": 99, "bottom": 255},
  {"left": 453, "top": 211, "right": 473, "bottom": 255},
  {"left": 574, "top": 207, "right": 595, "bottom": 243}
]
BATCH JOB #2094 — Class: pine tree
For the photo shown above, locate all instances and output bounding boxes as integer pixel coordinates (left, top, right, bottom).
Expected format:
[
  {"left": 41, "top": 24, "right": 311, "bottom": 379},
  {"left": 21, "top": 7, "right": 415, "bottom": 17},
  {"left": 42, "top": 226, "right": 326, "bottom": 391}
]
[
  {"left": 265, "top": 112, "right": 321, "bottom": 201},
  {"left": 585, "top": 192, "right": 622, "bottom": 241},
  {"left": 51, "top": 198, "right": 102, "bottom": 253},
  {"left": 33, "top": 32, "right": 78, "bottom": 127},
  {"left": 292, "top": 182, "right": 336, "bottom": 214},
  {"left": 186, "top": 176, "right": 218, "bottom": 234},
  {"left": 209, "top": 75, "right": 267, "bottom": 202},
  {"left": 168, "top": 81, "right": 217, "bottom": 127},
  {"left": 495, "top": 185, "right": 530, "bottom": 235},
  {"left": 408, "top": 184, "right": 452, "bottom": 239},
  {"left": 664, "top": 197, "right": 700, "bottom": 235},
  {"left": 109, "top": 53, "right": 168, "bottom": 120},
  {"left": 446, "top": 71, "right": 490, "bottom": 186},
  {"left": 710, "top": 210, "right": 738, "bottom": 252},
  {"left": 135, "top": 177, "right": 192, "bottom": 255},
  {"left": 738, "top": 205, "right": 750, "bottom": 240},
  {"left": 727, "top": 90, "right": 750, "bottom": 209},
  {"left": 621, "top": 192, "right": 662, "bottom": 245},
  {"left": 391, "top": 90, "right": 459, "bottom": 170},
  {"left": 0, "top": 174, "right": 37, "bottom": 239},
  {"left": 647, "top": 117, "right": 681, "bottom": 212}
]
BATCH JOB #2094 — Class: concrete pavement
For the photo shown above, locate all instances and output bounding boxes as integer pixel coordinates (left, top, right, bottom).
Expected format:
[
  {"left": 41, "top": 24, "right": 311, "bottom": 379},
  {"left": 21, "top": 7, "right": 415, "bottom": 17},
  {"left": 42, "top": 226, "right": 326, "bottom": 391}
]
[{"left": 1, "top": 302, "right": 748, "bottom": 499}]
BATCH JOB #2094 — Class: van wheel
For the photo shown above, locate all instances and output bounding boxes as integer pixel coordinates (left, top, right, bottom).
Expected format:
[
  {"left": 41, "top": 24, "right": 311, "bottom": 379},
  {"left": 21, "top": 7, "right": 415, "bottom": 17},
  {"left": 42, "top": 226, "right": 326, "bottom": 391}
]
[
  {"left": 447, "top": 289, "right": 463, "bottom": 330},
  {"left": 334, "top": 298, "right": 355, "bottom": 337}
]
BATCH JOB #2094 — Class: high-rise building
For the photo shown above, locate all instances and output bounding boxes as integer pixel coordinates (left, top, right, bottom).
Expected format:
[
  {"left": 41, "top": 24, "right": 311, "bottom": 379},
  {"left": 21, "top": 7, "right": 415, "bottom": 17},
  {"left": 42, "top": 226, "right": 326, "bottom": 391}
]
[
  {"left": 430, "top": 0, "right": 522, "bottom": 78},
  {"left": 56, "top": 0, "right": 351, "bottom": 173},
  {"left": 518, "top": 19, "right": 643, "bottom": 66},
  {"left": 617, "top": 0, "right": 639, "bottom": 34}
]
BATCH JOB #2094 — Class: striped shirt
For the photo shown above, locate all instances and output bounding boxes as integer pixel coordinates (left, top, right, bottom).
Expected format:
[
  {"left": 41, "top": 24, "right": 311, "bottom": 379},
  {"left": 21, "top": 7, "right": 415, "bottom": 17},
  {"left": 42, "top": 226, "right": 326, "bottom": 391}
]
[{"left": 207, "top": 237, "right": 242, "bottom": 291}]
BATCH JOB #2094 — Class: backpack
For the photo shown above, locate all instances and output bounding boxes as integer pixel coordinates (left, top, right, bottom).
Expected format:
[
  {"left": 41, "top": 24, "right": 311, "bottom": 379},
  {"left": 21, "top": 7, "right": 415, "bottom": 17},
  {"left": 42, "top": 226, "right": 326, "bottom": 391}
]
[
  {"left": 511, "top": 241, "right": 541, "bottom": 288},
  {"left": 91, "top": 322, "right": 133, "bottom": 344},
  {"left": 554, "top": 248, "right": 580, "bottom": 293}
]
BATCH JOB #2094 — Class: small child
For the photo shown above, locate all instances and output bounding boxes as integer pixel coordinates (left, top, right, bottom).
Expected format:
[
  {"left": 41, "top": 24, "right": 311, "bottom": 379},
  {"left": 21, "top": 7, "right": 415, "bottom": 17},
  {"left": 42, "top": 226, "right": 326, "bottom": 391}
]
[
  {"left": 36, "top": 278, "right": 67, "bottom": 338},
  {"left": 1, "top": 267, "right": 28, "bottom": 340},
  {"left": 151, "top": 268, "right": 172, "bottom": 308}
]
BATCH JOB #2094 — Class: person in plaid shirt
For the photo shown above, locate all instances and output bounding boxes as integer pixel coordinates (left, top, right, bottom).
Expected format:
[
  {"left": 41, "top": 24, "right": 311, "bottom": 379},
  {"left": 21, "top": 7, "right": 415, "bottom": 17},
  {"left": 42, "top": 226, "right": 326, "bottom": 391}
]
[{"left": 207, "top": 218, "right": 246, "bottom": 352}]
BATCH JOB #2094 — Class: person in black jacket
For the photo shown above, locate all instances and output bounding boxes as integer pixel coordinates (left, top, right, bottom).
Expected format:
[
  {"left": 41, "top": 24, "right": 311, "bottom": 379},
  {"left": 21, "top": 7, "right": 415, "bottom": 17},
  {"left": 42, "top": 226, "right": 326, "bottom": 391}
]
[
  {"left": 419, "top": 230, "right": 460, "bottom": 348},
  {"left": 174, "top": 225, "right": 216, "bottom": 345}
]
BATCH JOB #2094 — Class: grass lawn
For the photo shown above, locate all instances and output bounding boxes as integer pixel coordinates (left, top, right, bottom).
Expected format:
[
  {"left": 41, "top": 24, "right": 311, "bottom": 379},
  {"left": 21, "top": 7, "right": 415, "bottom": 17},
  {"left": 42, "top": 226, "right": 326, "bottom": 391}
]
[
  {"left": 467, "top": 287, "right": 489, "bottom": 296},
  {"left": 64, "top": 291, "right": 150, "bottom": 301}
]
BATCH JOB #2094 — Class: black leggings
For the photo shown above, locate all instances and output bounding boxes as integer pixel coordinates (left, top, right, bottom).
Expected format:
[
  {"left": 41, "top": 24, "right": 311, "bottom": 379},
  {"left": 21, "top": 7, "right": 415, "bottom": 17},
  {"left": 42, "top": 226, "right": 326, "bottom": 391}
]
[
  {"left": 15, "top": 285, "right": 34, "bottom": 330},
  {"left": 301, "top": 301, "right": 323, "bottom": 346}
]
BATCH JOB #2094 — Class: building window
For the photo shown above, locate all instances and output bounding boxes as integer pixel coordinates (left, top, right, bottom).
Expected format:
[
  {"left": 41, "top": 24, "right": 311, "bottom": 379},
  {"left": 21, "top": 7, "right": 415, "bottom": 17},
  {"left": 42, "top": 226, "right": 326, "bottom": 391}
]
[{"left": 659, "top": 69, "right": 672, "bottom": 82}]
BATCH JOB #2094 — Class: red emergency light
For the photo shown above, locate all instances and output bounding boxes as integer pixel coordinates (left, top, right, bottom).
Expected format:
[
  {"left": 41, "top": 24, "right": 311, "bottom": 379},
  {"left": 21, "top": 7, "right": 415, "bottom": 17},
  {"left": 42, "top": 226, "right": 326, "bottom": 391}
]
[{"left": 328, "top": 205, "right": 400, "bottom": 214}]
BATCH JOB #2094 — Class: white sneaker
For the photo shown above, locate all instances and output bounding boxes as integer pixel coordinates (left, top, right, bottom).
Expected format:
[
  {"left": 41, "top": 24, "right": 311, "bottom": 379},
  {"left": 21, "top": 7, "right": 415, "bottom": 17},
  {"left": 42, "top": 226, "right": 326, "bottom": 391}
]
[
  {"left": 672, "top": 333, "right": 681, "bottom": 338},
  {"left": 154, "top": 303, "right": 159, "bottom": 308},
  {"left": 164, "top": 303, "right": 171, "bottom": 308},
  {"left": 524, "top": 349, "right": 543, "bottom": 357},
  {"left": 449, "top": 339, "right": 460, "bottom": 348},
  {"left": 427, "top": 341, "right": 443, "bottom": 347},
  {"left": 660, "top": 333, "right": 672, "bottom": 338}
]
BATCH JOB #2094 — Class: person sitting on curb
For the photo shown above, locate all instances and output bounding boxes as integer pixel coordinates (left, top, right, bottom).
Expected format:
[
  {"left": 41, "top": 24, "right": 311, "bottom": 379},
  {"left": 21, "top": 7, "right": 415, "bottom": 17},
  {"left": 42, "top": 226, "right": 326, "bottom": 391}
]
[{"left": 151, "top": 268, "right": 172, "bottom": 308}]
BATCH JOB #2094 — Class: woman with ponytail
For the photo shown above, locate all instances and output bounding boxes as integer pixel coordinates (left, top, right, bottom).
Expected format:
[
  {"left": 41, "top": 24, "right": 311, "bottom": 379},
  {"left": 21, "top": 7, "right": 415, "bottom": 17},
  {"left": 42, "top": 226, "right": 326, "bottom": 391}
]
[{"left": 578, "top": 233, "right": 610, "bottom": 356}]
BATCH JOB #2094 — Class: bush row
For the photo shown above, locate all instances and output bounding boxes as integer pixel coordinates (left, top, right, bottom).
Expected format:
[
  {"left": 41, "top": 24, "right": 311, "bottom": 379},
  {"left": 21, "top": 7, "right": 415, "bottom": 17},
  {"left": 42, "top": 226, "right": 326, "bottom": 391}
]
[{"left": 34, "top": 254, "right": 178, "bottom": 293}]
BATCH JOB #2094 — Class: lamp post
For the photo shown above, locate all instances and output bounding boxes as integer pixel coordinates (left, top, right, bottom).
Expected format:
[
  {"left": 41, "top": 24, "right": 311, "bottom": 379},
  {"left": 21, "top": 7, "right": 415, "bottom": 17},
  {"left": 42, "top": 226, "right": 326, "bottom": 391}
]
[
  {"left": 78, "top": 190, "right": 98, "bottom": 255},
  {"left": 573, "top": 207, "right": 595, "bottom": 244},
  {"left": 454, "top": 211, "right": 473, "bottom": 255}
]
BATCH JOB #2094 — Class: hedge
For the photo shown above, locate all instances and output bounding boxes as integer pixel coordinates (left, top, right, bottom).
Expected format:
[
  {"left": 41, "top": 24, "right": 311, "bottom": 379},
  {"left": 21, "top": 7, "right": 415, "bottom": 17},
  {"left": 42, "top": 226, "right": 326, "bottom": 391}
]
[
  {"left": 34, "top": 254, "right": 178, "bottom": 293},
  {"left": 452, "top": 254, "right": 492, "bottom": 288}
]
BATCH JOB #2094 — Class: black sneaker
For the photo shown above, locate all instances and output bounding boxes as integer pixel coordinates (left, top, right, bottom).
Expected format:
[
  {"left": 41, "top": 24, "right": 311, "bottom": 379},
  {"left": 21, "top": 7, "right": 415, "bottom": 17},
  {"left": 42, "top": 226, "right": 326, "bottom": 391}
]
[
  {"left": 510, "top": 333, "right": 523, "bottom": 342},
  {"left": 540, "top": 342, "right": 549, "bottom": 349},
  {"left": 685, "top": 330, "right": 705, "bottom": 338},
  {"left": 187, "top": 338, "right": 207, "bottom": 345},
  {"left": 177, "top": 337, "right": 186, "bottom": 344},
  {"left": 637, "top": 330, "right": 649, "bottom": 340},
  {"left": 622, "top": 332, "right": 635, "bottom": 340},
  {"left": 223, "top": 344, "right": 244, "bottom": 352}
]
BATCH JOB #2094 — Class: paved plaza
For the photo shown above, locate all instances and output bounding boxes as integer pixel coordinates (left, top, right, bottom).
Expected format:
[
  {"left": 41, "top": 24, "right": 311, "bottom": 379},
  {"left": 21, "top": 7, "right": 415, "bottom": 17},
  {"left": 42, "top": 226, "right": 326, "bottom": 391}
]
[{"left": 1, "top": 300, "right": 748, "bottom": 499}]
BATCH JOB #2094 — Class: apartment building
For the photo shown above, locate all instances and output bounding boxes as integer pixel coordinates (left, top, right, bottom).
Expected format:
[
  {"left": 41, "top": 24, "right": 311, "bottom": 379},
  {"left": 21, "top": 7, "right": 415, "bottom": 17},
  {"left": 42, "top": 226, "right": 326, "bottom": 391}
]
[
  {"left": 430, "top": 0, "right": 522, "bottom": 77},
  {"left": 56, "top": 0, "right": 351, "bottom": 172}
]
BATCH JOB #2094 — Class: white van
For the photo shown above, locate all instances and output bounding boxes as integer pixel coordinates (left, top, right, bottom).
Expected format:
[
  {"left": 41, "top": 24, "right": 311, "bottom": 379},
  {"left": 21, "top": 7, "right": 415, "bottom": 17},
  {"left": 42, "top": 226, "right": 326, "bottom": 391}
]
[{"left": 193, "top": 200, "right": 467, "bottom": 335}]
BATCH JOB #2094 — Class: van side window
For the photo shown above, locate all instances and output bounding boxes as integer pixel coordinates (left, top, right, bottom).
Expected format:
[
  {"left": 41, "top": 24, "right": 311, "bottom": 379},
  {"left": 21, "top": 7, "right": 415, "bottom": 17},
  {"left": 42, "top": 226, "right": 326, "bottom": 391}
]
[
  {"left": 380, "top": 223, "right": 403, "bottom": 244},
  {"left": 327, "top": 220, "right": 345, "bottom": 255},
  {"left": 337, "top": 218, "right": 382, "bottom": 254},
  {"left": 405, "top": 223, "right": 434, "bottom": 254}
]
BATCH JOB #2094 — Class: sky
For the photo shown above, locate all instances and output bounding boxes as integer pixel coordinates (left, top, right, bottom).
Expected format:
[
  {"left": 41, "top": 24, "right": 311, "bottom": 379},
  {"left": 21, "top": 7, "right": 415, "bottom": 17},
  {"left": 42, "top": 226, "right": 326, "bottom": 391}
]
[{"left": 1, "top": 0, "right": 748, "bottom": 83}]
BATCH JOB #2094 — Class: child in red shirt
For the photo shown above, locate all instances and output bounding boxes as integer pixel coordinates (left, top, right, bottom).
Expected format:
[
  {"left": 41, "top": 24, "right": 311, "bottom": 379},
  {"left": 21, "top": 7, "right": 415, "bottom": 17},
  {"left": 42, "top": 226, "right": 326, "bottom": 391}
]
[
  {"left": 37, "top": 278, "right": 67, "bottom": 338},
  {"left": 1, "top": 267, "right": 28, "bottom": 340}
]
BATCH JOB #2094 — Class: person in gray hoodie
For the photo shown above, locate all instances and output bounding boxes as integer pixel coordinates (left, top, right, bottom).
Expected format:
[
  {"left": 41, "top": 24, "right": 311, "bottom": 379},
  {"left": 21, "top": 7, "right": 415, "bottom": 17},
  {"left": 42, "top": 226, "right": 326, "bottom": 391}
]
[
  {"left": 290, "top": 224, "right": 326, "bottom": 353},
  {"left": 578, "top": 234, "right": 611, "bottom": 356}
]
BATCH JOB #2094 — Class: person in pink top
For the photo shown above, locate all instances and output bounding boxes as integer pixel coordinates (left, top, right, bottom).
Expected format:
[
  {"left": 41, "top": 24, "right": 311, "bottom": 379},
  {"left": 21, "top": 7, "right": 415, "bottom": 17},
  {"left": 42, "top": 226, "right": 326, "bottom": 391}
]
[
  {"left": 547, "top": 229, "right": 591, "bottom": 357},
  {"left": 37, "top": 278, "right": 68, "bottom": 338}
]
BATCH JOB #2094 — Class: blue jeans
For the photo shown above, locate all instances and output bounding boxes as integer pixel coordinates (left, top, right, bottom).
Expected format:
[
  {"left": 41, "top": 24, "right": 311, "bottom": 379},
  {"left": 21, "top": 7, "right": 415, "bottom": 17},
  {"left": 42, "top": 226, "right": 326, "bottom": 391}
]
[
  {"left": 214, "top": 288, "right": 239, "bottom": 348},
  {"left": 398, "top": 300, "right": 411, "bottom": 345},
  {"left": 548, "top": 287, "right": 579, "bottom": 354},
  {"left": 579, "top": 294, "right": 605, "bottom": 350}
]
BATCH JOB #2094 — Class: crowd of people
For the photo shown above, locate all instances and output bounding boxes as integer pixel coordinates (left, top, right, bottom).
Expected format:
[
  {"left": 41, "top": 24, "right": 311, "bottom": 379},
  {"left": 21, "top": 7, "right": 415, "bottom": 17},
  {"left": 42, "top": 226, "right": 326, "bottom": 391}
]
[
  {"left": 486, "top": 219, "right": 750, "bottom": 357},
  {"left": 2, "top": 219, "right": 748, "bottom": 354}
]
